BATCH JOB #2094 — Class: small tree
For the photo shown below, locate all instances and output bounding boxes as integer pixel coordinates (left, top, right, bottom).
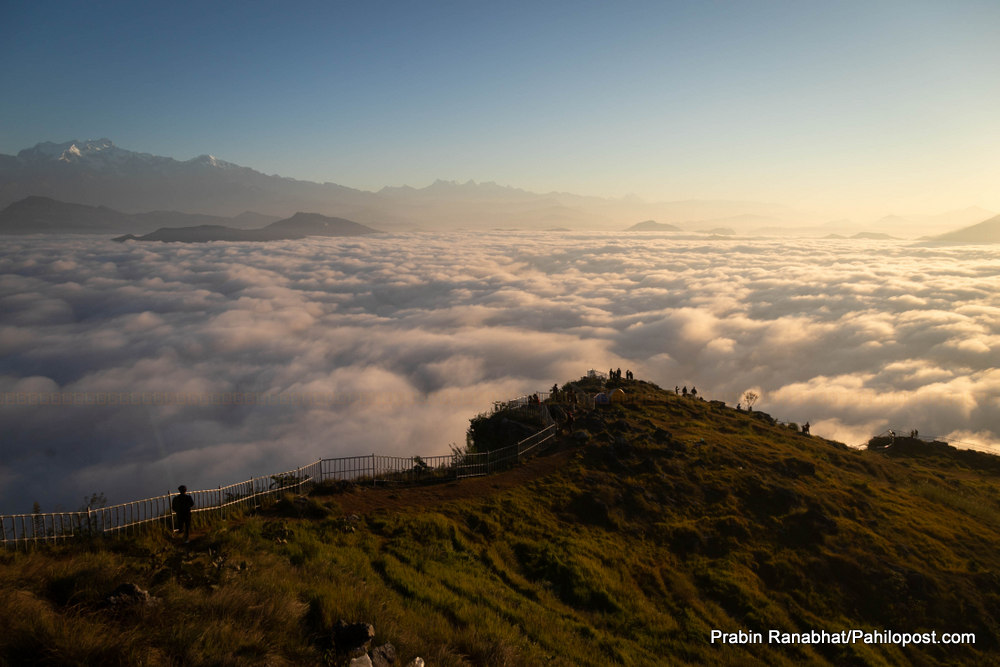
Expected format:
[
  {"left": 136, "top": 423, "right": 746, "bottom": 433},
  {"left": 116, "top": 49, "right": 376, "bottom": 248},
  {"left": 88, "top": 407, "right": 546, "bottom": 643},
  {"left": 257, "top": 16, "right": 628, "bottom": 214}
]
[
  {"left": 742, "top": 390, "right": 760, "bottom": 411},
  {"left": 80, "top": 492, "right": 108, "bottom": 510},
  {"left": 412, "top": 455, "right": 430, "bottom": 475}
]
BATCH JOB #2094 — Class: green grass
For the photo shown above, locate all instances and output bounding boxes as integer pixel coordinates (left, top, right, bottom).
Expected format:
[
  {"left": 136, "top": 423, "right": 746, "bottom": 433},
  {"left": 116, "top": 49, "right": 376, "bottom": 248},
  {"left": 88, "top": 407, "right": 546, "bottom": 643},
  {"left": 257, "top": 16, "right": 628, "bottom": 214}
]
[{"left": 2, "top": 378, "right": 999, "bottom": 665}]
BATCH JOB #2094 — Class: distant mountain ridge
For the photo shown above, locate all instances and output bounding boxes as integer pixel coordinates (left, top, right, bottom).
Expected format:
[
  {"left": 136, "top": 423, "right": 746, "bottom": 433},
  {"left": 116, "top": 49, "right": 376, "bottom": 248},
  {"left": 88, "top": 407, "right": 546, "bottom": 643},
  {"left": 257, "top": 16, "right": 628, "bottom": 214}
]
[
  {"left": 0, "top": 139, "right": 821, "bottom": 231},
  {"left": 0, "top": 196, "right": 279, "bottom": 234},
  {"left": 113, "top": 211, "right": 379, "bottom": 243},
  {"left": 0, "top": 139, "right": 378, "bottom": 222},
  {"left": 920, "top": 214, "right": 1000, "bottom": 244},
  {"left": 0, "top": 196, "right": 277, "bottom": 234},
  {"left": 3, "top": 139, "right": 995, "bottom": 234},
  {"left": 625, "top": 220, "right": 682, "bottom": 232}
]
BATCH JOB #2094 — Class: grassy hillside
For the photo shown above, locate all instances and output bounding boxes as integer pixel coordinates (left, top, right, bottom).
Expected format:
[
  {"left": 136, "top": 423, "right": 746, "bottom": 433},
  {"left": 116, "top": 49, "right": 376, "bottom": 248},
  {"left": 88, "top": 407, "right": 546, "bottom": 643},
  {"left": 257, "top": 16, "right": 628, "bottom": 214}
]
[{"left": 2, "top": 377, "right": 998, "bottom": 665}]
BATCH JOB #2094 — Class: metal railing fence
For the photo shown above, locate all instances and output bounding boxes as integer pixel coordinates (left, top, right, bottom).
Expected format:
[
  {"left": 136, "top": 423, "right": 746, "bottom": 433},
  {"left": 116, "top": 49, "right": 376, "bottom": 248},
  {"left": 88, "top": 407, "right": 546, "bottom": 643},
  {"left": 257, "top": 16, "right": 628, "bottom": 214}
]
[
  {"left": 1, "top": 460, "right": 322, "bottom": 550},
  {"left": 3, "top": 399, "right": 559, "bottom": 549}
]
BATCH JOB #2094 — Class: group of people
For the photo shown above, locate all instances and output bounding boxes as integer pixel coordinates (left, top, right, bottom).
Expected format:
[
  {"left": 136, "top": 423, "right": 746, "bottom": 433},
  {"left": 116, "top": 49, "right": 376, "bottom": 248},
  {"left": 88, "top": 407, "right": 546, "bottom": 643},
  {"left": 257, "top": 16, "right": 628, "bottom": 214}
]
[
  {"left": 675, "top": 385, "right": 697, "bottom": 397},
  {"left": 550, "top": 384, "right": 582, "bottom": 404},
  {"left": 608, "top": 368, "right": 633, "bottom": 380}
]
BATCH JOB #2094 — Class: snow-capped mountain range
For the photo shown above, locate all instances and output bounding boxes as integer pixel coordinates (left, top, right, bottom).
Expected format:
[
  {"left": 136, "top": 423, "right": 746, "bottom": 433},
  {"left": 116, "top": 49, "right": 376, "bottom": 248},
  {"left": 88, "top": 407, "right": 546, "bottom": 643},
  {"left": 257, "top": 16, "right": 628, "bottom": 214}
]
[
  {"left": 1, "top": 139, "right": 994, "bottom": 235},
  {"left": 16, "top": 138, "right": 238, "bottom": 169},
  {"left": 0, "top": 138, "right": 393, "bottom": 225}
]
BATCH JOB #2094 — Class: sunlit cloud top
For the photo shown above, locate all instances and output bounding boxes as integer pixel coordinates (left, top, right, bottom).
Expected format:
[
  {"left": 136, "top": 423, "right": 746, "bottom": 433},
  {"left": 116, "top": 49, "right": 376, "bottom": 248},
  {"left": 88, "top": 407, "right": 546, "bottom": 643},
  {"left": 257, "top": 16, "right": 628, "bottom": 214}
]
[{"left": 2, "top": 232, "right": 999, "bottom": 512}]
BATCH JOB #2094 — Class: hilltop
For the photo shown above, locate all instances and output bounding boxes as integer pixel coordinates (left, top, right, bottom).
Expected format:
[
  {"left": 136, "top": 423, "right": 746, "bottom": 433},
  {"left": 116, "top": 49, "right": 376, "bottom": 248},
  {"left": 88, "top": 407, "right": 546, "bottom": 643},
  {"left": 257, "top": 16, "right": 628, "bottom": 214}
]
[{"left": 1, "top": 376, "right": 998, "bottom": 665}]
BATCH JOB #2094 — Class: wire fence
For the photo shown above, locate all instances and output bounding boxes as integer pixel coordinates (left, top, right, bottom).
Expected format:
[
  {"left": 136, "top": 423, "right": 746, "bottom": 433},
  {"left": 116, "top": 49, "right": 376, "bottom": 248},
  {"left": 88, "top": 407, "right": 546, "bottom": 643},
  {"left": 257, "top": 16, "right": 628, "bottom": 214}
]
[
  {"left": 0, "top": 460, "right": 322, "bottom": 550},
  {"left": 2, "top": 401, "right": 558, "bottom": 550}
]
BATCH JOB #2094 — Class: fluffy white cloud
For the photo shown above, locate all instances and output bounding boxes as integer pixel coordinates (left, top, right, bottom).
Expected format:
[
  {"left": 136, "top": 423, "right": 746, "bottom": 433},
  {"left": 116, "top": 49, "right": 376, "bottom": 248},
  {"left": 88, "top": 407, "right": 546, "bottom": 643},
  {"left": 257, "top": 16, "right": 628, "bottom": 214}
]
[{"left": 1, "top": 233, "right": 998, "bottom": 512}]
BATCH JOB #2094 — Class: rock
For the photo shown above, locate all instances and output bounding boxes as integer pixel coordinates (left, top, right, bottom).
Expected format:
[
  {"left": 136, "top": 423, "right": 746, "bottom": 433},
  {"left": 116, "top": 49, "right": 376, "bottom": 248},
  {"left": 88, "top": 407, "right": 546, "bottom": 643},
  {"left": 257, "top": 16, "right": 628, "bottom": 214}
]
[
  {"left": 349, "top": 656, "right": 373, "bottom": 667},
  {"left": 371, "top": 642, "right": 397, "bottom": 666},
  {"left": 106, "top": 582, "right": 157, "bottom": 608},
  {"left": 334, "top": 620, "right": 376, "bottom": 657},
  {"left": 405, "top": 659, "right": 425, "bottom": 667}
]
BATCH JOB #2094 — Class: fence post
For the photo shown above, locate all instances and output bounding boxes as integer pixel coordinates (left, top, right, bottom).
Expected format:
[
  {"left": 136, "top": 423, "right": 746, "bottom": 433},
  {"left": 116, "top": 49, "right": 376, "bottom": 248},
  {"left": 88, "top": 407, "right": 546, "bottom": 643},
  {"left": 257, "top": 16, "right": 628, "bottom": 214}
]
[
  {"left": 372, "top": 453, "right": 376, "bottom": 487},
  {"left": 297, "top": 466, "right": 302, "bottom": 494}
]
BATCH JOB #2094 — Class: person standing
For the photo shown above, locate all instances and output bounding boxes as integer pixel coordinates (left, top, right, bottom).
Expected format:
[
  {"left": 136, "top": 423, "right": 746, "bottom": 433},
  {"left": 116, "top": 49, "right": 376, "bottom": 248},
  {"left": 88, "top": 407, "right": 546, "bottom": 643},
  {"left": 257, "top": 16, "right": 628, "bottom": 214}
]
[{"left": 172, "top": 485, "right": 194, "bottom": 543}]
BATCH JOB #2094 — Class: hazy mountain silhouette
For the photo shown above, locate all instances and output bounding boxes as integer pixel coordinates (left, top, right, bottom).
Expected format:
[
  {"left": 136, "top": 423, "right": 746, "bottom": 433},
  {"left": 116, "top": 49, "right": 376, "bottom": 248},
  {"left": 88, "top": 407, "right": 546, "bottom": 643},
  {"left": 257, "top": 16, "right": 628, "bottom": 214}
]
[
  {"left": 624, "top": 220, "right": 682, "bottom": 232},
  {"left": 0, "top": 139, "right": 821, "bottom": 230},
  {"left": 850, "top": 231, "right": 899, "bottom": 240},
  {"left": 7, "top": 139, "right": 991, "bottom": 234},
  {"left": 0, "top": 139, "right": 379, "bottom": 221},
  {"left": 0, "top": 196, "right": 279, "bottom": 234},
  {"left": 921, "top": 214, "right": 1000, "bottom": 245},
  {"left": 113, "top": 211, "right": 380, "bottom": 243}
]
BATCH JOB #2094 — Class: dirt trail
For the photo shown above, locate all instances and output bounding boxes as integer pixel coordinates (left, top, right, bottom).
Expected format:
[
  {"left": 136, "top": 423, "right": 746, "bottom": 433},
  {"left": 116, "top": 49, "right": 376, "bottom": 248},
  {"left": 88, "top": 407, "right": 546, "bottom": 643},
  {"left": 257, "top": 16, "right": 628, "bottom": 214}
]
[{"left": 319, "top": 442, "right": 576, "bottom": 515}]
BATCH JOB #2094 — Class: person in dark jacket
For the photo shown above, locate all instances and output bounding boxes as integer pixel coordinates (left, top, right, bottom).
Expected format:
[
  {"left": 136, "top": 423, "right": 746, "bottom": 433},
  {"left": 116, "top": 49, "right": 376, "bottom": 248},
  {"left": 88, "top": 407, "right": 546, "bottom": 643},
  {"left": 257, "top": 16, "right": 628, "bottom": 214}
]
[{"left": 172, "top": 485, "right": 194, "bottom": 543}]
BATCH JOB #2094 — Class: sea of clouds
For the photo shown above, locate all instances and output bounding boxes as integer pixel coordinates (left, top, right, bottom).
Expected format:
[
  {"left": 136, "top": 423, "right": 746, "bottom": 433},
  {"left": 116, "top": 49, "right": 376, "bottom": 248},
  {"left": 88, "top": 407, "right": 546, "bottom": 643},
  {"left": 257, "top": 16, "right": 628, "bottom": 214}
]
[{"left": 1, "top": 232, "right": 998, "bottom": 513}]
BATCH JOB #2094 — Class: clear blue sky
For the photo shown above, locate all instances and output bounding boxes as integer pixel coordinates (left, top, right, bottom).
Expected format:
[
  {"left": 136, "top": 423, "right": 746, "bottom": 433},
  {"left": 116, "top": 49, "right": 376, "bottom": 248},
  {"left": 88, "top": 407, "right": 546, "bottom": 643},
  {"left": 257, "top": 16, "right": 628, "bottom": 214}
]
[{"left": 3, "top": 0, "right": 1000, "bottom": 219}]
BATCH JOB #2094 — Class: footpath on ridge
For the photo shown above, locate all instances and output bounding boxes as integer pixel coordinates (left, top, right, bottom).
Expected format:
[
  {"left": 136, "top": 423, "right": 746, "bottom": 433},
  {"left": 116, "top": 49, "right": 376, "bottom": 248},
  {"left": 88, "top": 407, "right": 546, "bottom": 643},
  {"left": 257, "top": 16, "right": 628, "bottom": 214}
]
[{"left": 316, "top": 437, "right": 575, "bottom": 515}]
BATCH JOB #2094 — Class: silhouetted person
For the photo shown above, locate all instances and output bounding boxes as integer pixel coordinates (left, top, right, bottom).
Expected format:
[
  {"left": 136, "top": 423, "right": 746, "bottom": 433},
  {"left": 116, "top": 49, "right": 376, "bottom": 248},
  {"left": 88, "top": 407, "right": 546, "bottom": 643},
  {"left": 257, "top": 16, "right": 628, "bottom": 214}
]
[
  {"left": 690, "top": 386, "right": 697, "bottom": 397},
  {"left": 172, "top": 485, "right": 194, "bottom": 543},
  {"left": 682, "top": 386, "right": 687, "bottom": 396},
  {"left": 803, "top": 421, "right": 810, "bottom": 434}
]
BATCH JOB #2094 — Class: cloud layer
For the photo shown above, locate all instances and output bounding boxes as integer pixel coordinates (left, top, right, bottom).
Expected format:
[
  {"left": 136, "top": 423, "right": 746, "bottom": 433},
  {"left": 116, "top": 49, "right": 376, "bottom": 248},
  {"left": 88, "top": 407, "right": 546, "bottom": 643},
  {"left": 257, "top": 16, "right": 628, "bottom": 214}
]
[{"left": 1, "top": 232, "right": 998, "bottom": 512}]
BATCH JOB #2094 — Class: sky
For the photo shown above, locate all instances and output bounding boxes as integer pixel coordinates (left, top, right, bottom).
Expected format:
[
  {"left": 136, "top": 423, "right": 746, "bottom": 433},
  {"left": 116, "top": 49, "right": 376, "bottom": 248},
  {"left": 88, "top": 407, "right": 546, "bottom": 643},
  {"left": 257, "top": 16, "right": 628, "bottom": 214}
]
[
  {"left": 2, "top": 232, "right": 999, "bottom": 513},
  {"left": 3, "top": 1, "right": 1000, "bottom": 219}
]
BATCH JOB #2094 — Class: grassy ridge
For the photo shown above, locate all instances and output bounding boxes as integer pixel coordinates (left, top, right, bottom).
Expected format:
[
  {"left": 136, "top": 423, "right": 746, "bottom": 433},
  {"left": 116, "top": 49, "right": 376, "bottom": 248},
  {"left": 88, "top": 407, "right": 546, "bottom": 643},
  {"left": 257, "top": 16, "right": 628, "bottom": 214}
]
[{"left": 1, "top": 378, "right": 999, "bottom": 665}]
